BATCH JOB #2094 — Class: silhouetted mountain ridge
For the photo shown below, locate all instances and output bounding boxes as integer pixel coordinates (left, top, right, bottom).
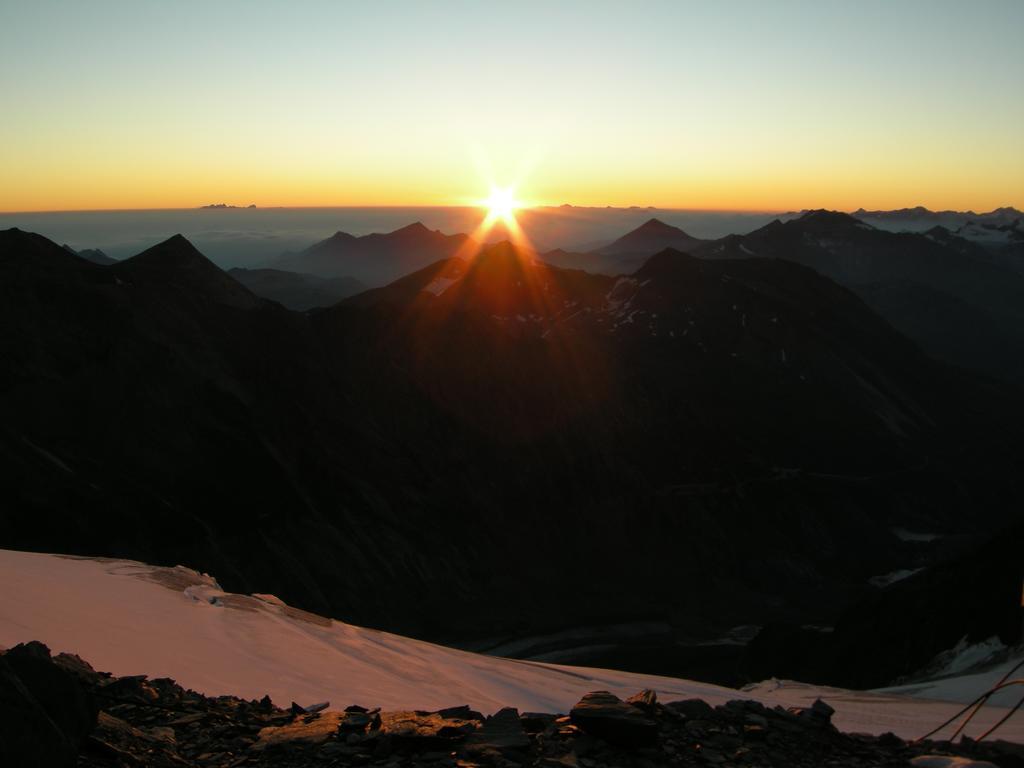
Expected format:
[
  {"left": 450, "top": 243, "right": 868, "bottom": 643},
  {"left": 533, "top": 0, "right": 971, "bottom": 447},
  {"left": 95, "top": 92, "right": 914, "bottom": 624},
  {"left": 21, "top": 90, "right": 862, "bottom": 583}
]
[
  {"left": 691, "top": 211, "right": 1024, "bottom": 382},
  {"left": 272, "top": 223, "right": 473, "bottom": 285},
  {"left": 62, "top": 243, "right": 117, "bottom": 265},
  {"left": 594, "top": 217, "right": 705, "bottom": 256},
  {"left": 1, "top": 228, "right": 1021, "bottom": 687},
  {"left": 114, "top": 234, "right": 259, "bottom": 310}
]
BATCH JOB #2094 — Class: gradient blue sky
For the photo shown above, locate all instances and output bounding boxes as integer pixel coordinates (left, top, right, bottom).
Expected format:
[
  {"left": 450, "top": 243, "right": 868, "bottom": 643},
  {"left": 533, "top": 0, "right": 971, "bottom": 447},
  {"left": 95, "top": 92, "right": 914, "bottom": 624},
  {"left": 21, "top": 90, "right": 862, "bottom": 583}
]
[{"left": 1, "top": 0, "right": 1021, "bottom": 211}]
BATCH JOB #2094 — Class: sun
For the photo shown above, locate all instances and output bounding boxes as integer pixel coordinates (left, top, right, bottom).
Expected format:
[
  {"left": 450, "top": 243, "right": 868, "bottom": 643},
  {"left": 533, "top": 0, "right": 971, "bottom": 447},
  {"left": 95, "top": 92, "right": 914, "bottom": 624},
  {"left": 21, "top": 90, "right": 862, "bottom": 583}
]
[
  {"left": 481, "top": 186, "right": 520, "bottom": 222},
  {"left": 456, "top": 181, "right": 534, "bottom": 258}
]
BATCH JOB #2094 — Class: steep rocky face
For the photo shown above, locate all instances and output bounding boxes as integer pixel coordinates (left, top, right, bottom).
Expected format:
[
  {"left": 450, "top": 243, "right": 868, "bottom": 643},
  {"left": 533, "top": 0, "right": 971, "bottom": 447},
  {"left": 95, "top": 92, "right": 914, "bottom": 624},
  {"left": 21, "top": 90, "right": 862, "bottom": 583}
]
[{"left": 1, "top": 230, "right": 1021, "bottom": 658}]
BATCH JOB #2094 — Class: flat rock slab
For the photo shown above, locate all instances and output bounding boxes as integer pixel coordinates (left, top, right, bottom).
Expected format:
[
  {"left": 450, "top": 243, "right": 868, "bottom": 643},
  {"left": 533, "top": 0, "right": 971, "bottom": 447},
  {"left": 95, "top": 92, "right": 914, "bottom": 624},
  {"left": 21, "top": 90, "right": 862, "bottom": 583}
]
[
  {"left": 380, "top": 710, "right": 479, "bottom": 750},
  {"left": 252, "top": 711, "right": 346, "bottom": 751},
  {"left": 569, "top": 691, "right": 658, "bottom": 747}
]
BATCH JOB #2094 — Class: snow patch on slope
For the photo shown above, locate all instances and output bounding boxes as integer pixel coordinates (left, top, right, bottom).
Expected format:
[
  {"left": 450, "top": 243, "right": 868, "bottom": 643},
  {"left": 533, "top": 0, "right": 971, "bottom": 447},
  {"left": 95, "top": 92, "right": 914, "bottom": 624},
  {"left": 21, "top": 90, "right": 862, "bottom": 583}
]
[
  {"left": 1, "top": 549, "right": 1023, "bottom": 741},
  {"left": 423, "top": 275, "right": 460, "bottom": 296}
]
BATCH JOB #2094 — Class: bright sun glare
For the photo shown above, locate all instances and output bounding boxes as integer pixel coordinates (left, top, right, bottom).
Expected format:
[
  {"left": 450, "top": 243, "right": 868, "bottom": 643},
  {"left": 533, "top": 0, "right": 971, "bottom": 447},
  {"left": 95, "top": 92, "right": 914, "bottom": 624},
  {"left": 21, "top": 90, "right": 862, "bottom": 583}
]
[
  {"left": 459, "top": 180, "right": 534, "bottom": 258},
  {"left": 481, "top": 186, "right": 520, "bottom": 222}
]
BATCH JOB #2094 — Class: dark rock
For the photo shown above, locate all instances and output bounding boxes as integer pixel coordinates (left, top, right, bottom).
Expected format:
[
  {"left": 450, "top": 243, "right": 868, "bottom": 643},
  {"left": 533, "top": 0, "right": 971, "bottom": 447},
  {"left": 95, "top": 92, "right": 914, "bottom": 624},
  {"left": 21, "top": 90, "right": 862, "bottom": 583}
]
[
  {"left": 0, "top": 655, "right": 77, "bottom": 767},
  {"left": 877, "top": 730, "right": 904, "bottom": 748},
  {"left": 99, "top": 674, "right": 160, "bottom": 706},
  {"left": 340, "top": 708, "right": 380, "bottom": 733},
  {"left": 52, "top": 652, "right": 102, "bottom": 684},
  {"left": 787, "top": 697, "right": 835, "bottom": 727},
  {"left": 462, "top": 706, "right": 531, "bottom": 762},
  {"left": 625, "top": 689, "right": 658, "bottom": 710},
  {"left": 520, "top": 711, "right": 557, "bottom": 733},
  {"left": 437, "top": 703, "right": 485, "bottom": 721},
  {"left": 570, "top": 691, "right": 658, "bottom": 747},
  {"left": 3, "top": 642, "right": 98, "bottom": 751},
  {"left": 666, "top": 698, "right": 715, "bottom": 720}
]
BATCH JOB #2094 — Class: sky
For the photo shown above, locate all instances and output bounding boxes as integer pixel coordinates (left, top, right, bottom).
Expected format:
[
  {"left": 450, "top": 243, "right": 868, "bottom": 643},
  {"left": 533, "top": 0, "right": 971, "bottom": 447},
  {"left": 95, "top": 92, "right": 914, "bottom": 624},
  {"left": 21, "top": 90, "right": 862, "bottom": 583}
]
[{"left": 1, "top": 0, "right": 1022, "bottom": 213}]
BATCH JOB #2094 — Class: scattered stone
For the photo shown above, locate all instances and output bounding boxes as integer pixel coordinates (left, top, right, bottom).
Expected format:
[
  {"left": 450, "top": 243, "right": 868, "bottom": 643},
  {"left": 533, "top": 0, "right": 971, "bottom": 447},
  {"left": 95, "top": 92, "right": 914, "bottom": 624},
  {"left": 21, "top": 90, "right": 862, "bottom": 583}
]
[
  {"left": 667, "top": 698, "right": 715, "bottom": 720},
  {"left": 569, "top": 691, "right": 658, "bottom": 747},
  {"left": 462, "top": 707, "right": 531, "bottom": 763},
  {"left": 252, "top": 711, "right": 347, "bottom": 752},
  {"left": 625, "top": 689, "right": 658, "bottom": 710},
  {"left": 788, "top": 696, "right": 836, "bottom": 727},
  {"left": 380, "top": 709, "right": 479, "bottom": 752},
  {"left": 2, "top": 641, "right": 1017, "bottom": 768},
  {"left": 519, "top": 712, "right": 556, "bottom": 733},
  {"left": 438, "top": 704, "right": 485, "bottom": 721}
]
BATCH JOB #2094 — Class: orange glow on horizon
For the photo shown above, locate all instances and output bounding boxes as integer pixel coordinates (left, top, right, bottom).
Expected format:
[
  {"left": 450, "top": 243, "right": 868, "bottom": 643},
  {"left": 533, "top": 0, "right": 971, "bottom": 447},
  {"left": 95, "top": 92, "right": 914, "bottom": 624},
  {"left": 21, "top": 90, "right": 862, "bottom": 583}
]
[{"left": 455, "top": 185, "right": 536, "bottom": 260}]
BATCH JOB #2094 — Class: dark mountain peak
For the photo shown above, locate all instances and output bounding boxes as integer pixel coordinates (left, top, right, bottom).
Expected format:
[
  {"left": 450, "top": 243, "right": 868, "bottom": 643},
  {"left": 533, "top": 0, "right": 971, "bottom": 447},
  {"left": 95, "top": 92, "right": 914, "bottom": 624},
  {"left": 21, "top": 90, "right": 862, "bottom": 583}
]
[
  {"left": 1, "top": 228, "right": 91, "bottom": 272},
  {"left": 463, "top": 240, "right": 531, "bottom": 278},
  {"left": 1, "top": 226, "right": 49, "bottom": 246},
  {"left": 392, "top": 221, "right": 431, "bottom": 236},
  {"left": 634, "top": 247, "right": 701, "bottom": 278},
  {"left": 625, "top": 218, "right": 692, "bottom": 238},
  {"left": 328, "top": 230, "right": 357, "bottom": 242},
  {"left": 795, "top": 209, "right": 872, "bottom": 232},
  {"left": 376, "top": 222, "right": 441, "bottom": 242},
  {"left": 636, "top": 218, "right": 677, "bottom": 233},
  {"left": 598, "top": 218, "right": 703, "bottom": 256},
  {"left": 61, "top": 243, "right": 116, "bottom": 265},
  {"left": 127, "top": 234, "right": 208, "bottom": 267},
  {"left": 115, "top": 235, "right": 258, "bottom": 309},
  {"left": 476, "top": 239, "right": 521, "bottom": 259}
]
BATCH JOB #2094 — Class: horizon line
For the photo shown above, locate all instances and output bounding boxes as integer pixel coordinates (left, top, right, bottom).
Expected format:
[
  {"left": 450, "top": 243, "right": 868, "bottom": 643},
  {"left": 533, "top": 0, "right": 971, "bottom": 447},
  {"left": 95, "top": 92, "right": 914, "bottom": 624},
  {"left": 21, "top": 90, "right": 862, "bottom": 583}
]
[{"left": 1, "top": 203, "right": 1020, "bottom": 216}]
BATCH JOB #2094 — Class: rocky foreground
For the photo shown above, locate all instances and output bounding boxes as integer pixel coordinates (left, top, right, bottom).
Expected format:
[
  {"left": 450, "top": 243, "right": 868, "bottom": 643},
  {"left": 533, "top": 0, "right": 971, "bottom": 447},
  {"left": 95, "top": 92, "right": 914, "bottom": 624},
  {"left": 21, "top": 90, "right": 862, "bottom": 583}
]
[{"left": 2, "top": 642, "right": 1021, "bottom": 768}]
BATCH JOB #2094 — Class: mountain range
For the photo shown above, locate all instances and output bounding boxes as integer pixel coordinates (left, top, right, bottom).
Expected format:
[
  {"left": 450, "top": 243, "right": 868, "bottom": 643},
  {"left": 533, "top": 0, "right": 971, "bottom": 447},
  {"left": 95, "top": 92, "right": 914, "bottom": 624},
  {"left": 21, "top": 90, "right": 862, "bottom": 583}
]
[
  {"left": 688, "top": 210, "right": 1024, "bottom": 383},
  {"left": 62, "top": 243, "right": 116, "bottom": 265},
  {"left": 269, "top": 222, "right": 473, "bottom": 285},
  {"left": 851, "top": 205, "right": 1023, "bottom": 231},
  {"left": 535, "top": 211, "right": 1024, "bottom": 385},
  {"left": 539, "top": 218, "right": 705, "bottom": 275},
  {"left": 2, "top": 223, "right": 1021, "bottom": 690}
]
